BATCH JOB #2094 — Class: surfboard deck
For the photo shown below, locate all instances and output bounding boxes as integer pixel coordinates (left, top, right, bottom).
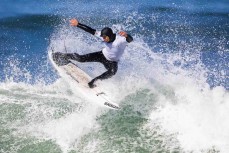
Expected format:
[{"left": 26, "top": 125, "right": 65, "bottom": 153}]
[{"left": 48, "top": 51, "right": 120, "bottom": 110}]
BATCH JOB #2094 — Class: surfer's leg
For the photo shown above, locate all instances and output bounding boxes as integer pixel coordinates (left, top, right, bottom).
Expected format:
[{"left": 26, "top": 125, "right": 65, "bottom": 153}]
[
  {"left": 88, "top": 61, "right": 118, "bottom": 88},
  {"left": 53, "top": 51, "right": 105, "bottom": 64},
  {"left": 70, "top": 51, "right": 105, "bottom": 63}
]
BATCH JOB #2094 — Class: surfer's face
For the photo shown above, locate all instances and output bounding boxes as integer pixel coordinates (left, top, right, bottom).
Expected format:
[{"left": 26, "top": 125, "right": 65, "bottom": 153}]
[{"left": 102, "top": 35, "right": 110, "bottom": 42}]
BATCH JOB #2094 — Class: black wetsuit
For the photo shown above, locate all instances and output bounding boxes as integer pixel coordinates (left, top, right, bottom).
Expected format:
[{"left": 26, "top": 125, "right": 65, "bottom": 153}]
[{"left": 53, "top": 22, "right": 133, "bottom": 88}]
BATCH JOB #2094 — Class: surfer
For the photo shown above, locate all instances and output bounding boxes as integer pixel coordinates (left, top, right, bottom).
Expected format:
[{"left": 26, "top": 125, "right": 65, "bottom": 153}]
[{"left": 53, "top": 18, "right": 133, "bottom": 88}]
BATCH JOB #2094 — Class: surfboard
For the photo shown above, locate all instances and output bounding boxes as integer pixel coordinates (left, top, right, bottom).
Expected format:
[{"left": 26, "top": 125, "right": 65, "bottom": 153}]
[{"left": 48, "top": 50, "right": 120, "bottom": 110}]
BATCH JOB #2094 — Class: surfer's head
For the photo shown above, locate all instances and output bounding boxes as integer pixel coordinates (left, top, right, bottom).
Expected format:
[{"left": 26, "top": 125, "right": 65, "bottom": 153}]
[{"left": 100, "top": 27, "right": 115, "bottom": 43}]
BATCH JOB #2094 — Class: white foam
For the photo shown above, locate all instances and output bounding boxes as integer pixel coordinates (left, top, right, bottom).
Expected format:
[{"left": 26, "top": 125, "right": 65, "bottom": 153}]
[
  {"left": 36, "top": 108, "right": 99, "bottom": 153},
  {"left": 0, "top": 79, "right": 100, "bottom": 153},
  {"left": 149, "top": 84, "right": 229, "bottom": 152}
]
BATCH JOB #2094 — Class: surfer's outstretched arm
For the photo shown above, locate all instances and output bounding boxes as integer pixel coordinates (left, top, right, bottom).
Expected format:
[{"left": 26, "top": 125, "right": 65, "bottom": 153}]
[
  {"left": 119, "top": 31, "right": 133, "bottom": 43},
  {"left": 70, "top": 18, "right": 96, "bottom": 35}
]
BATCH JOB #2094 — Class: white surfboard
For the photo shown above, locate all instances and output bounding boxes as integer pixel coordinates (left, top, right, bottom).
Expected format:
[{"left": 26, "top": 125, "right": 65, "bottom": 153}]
[{"left": 48, "top": 50, "right": 120, "bottom": 110}]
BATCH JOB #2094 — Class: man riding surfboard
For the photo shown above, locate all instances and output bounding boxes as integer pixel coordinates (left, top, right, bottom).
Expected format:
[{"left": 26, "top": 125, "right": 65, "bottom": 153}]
[{"left": 52, "top": 18, "right": 133, "bottom": 88}]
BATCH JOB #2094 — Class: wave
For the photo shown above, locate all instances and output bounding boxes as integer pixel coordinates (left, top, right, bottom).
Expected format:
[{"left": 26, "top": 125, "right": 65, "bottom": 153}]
[
  {"left": 0, "top": 14, "right": 64, "bottom": 29},
  {"left": 1, "top": 72, "right": 228, "bottom": 153},
  {"left": 0, "top": 2, "right": 228, "bottom": 152}
]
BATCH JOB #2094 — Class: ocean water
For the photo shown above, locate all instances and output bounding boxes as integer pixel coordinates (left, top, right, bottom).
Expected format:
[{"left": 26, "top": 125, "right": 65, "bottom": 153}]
[{"left": 0, "top": 0, "right": 228, "bottom": 153}]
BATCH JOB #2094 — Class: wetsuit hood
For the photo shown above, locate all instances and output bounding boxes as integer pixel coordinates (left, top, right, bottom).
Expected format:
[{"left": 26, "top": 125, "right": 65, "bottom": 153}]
[{"left": 101, "top": 27, "right": 116, "bottom": 42}]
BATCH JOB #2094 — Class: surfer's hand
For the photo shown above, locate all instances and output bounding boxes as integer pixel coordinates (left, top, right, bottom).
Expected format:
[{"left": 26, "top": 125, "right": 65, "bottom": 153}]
[
  {"left": 119, "top": 31, "right": 128, "bottom": 38},
  {"left": 70, "top": 19, "right": 79, "bottom": 26}
]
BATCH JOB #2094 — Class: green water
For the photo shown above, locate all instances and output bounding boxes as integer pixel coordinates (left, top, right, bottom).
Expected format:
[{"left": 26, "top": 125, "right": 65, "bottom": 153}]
[{"left": 0, "top": 87, "right": 222, "bottom": 153}]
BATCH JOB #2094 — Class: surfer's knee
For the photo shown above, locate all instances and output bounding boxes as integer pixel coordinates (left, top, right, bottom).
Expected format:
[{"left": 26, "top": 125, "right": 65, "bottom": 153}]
[
  {"left": 112, "top": 64, "right": 118, "bottom": 75},
  {"left": 109, "top": 67, "right": 117, "bottom": 76},
  {"left": 104, "top": 62, "right": 118, "bottom": 75},
  {"left": 64, "top": 53, "right": 86, "bottom": 62},
  {"left": 71, "top": 53, "right": 86, "bottom": 62}
]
